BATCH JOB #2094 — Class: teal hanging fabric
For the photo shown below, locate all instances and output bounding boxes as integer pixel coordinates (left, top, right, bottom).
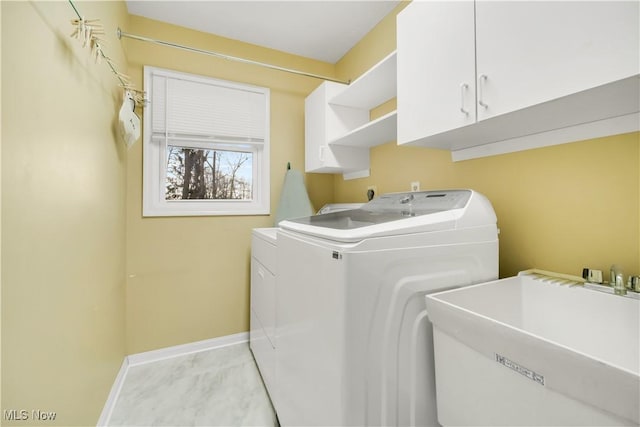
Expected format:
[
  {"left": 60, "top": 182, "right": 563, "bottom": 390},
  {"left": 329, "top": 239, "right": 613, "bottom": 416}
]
[{"left": 274, "top": 164, "right": 314, "bottom": 226}]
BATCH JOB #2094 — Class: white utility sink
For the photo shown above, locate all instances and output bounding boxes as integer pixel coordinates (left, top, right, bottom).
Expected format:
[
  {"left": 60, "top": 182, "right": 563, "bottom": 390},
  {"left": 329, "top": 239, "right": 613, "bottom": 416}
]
[{"left": 425, "top": 271, "right": 640, "bottom": 426}]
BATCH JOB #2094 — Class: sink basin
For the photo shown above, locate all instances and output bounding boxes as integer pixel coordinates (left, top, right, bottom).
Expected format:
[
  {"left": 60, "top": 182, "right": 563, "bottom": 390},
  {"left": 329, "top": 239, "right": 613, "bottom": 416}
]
[{"left": 425, "top": 271, "right": 640, "bottom": 426}]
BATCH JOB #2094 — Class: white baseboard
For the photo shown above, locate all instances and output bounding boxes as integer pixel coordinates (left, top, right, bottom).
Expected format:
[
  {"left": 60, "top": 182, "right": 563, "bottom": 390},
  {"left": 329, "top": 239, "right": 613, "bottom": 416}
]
[
  {"left": 97, "top": 332, "right": 249, "bottom": 426},
  {"left": 97, "top": 358, "right": 129, "bottom": 427},
  {"left": 127, "top": 332, "right": 249, "bottom": 366}
]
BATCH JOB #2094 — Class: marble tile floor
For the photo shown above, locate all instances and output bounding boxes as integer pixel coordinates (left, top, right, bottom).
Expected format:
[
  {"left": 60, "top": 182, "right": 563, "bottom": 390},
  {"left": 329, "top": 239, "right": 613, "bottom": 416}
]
[{"left": 108, "top": 343, "right": 278, "bottom": 426}]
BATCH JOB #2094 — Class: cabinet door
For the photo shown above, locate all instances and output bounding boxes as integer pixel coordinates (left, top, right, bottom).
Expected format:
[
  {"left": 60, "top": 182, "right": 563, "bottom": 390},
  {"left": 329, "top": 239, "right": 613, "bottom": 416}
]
[
  {"left": 397, "top": 0, "right": 476, "bottom": 145},
  {"left": 251, "top": 258, "right": 276, "bottom": 345},
  {"left": 475, "top": 0, "right": 640, "bottom": 121},
  {"left": 305, "top": 83, "right": 332, "bottom": 171}
]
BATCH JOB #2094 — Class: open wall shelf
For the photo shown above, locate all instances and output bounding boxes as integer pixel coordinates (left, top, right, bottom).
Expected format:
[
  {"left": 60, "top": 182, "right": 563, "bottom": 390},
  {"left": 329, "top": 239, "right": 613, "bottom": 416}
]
[
  {"left": 329, "top": 111, "right": 397, "bottom": 148},
  {"left": 330, "top": 51, "right": 397, "bottom": 110}
]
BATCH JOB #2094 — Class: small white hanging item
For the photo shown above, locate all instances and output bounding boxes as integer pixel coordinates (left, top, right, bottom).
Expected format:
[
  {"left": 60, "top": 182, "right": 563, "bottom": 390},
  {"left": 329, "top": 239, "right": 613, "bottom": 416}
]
[{"left": 118, "top": 90, "right": 140, "bottom": 148}]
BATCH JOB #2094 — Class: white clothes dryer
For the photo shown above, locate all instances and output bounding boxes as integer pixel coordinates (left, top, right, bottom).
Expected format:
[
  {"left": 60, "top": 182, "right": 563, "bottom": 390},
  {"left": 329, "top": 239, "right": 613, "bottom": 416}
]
[{"left": 275, "top": 189, "right": 499, "bottom": 426}]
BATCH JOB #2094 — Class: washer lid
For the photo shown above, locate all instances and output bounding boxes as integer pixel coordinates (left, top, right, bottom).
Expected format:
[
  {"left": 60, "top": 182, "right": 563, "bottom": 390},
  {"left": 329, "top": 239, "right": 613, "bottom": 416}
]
[{"left": 280, "top": 190, "right": 493, "bottom": 242}]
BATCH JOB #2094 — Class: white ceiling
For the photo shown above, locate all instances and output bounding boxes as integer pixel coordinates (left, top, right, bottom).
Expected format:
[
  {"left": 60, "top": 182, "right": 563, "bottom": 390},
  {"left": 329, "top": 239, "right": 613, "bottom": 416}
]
[{"left": 125, "top": 1, "right": 400, "bottom": 63}]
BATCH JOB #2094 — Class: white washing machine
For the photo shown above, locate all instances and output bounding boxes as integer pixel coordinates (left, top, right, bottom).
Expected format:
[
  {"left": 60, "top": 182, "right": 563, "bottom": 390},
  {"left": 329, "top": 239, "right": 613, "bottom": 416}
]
[{"left": 275, "top": 189, "right": 499, "bottom": 426}]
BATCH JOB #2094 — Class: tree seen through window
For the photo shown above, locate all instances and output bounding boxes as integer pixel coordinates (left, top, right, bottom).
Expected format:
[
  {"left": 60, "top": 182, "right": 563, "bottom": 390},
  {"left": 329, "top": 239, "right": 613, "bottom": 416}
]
[{"left": 165, "top": 146, "right": 252, "bottom": 200}]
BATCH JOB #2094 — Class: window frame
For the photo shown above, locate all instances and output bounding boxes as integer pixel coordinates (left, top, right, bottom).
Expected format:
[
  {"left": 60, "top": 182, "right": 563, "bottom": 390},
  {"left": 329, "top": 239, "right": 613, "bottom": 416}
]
[{"left": 142, "top": 66, "right": 270, "bottom": 217}]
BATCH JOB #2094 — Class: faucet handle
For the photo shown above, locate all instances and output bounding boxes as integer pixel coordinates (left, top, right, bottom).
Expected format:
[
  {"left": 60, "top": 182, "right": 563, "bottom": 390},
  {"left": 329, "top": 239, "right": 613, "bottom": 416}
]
[
  {"left": 628, "top": 276, "right": 640, "bottom": 292},
  {"left": 610, "top": 265, "right": 626, "bottom": 295},
  {"left": 614, "top": 276, "right": 627, "bottom": 295},
  {"left": 610, "top": 264, "right": 623, "bottom": 284}
]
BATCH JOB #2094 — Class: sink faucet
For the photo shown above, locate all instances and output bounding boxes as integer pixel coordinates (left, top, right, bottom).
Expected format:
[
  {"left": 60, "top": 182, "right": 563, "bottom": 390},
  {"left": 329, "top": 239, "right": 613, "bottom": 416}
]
[{"left": 610, "top": 265, "right": 626, "bottom": 295}]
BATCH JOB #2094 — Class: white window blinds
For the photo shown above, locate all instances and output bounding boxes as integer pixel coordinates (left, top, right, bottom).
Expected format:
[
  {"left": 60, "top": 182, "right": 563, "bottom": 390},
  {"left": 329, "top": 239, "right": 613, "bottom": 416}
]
[
  {"left": 143, "top": 66, "right": 270, "bottom": 217},
  {"left": 150, "top": 71, "right": 267, "bottom": 142}
]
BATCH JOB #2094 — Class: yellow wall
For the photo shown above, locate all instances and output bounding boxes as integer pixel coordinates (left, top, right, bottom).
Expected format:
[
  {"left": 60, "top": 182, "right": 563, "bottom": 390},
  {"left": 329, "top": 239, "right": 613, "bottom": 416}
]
[
  {"left": 123, "top": 15, "right": 335, "bottom": 353},
  {"left": 1, "top": 0, "right": 3, "bottom": 414},
  {"left": 1, "top": 1, "right": 128, "bottom": 425},
  {"left": 333, "top": 4, "right": 640, "bottom": 279}
]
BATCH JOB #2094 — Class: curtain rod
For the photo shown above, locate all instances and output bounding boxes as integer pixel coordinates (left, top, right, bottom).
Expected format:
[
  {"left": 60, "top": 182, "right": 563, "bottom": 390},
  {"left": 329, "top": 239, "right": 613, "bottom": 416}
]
[{"left": 117, "top": 28, "right": 350, "bottom": 85}]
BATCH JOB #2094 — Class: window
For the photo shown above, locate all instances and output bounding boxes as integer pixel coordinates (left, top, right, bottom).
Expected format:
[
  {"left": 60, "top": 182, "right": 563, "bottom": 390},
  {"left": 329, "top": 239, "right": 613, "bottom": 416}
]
[{"left": 143, "top": 66, "right": 270, "bottom": 216}]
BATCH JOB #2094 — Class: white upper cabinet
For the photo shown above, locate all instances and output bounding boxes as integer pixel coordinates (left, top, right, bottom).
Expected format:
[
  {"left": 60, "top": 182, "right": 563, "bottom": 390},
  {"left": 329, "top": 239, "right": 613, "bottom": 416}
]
[
  {"left": 305, "top": 81, "right": 371, "bottom": 174},
  {"left": 397, "top": 0, "right": 640, "bottom": 157},
  {"left": 305, "top": 52, "right": 397, "bottom": 176},
  {"left": 475, "top": 0, "right": 639, "bottom": 121},
  {"left": 397, "top": 1, "right": 476, "bottom": 144}
]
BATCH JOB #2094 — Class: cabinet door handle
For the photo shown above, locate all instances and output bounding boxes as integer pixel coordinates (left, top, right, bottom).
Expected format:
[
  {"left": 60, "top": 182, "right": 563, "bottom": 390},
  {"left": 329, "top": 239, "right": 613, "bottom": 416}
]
[
  {"left": 478, "top": 74, "right": 488, "bottom": 109},
  {"left": 319, "top": 146, "right": 325, "bottom": 162},
  {"left": 460, "top": 83, "right": 469, "bottom": 115}
]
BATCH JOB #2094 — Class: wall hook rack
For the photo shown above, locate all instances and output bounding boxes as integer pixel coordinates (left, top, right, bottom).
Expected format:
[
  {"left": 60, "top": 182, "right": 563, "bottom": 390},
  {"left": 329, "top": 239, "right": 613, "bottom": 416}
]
[{"left": 67, "top": 0, "right": 147, "bottom": 107}]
